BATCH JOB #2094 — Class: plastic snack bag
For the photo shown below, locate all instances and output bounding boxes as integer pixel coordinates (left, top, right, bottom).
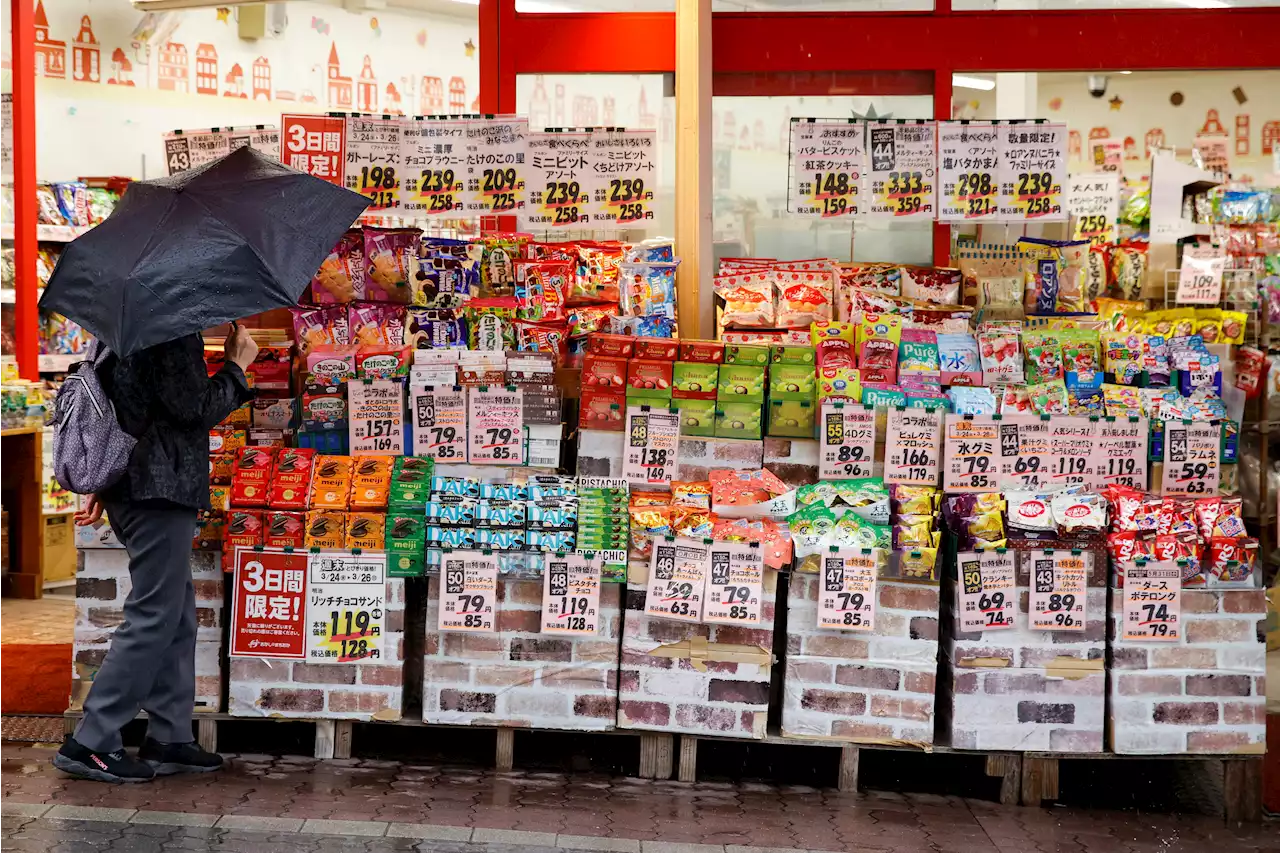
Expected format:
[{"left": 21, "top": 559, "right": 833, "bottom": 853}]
[
  {"left": 349, "top": 303, "right": 406, "bottom": 348},
  {"left": 811, "top": 320, "right": 857, "bottom": 368},
  {"left": 514, "top": 259, "right": 571, "bottom": 323},
  {"left": 978, "top": 330, "right": 1024, "bottom": 384},
  {"left": 1023, "top": 335, "right": 1064, "bottom": 383},
  {"left": 716, "top": 271, "right": 775, "bottom": 329},
  {"left": 620, "top": 261, "right": 679, "bottom": 319},
  {"left": 1018, "top": 237, "right": 1090, "bottom": 314},
  {"left": 776, "top": 270, "right": 834, "bottom": 328},
  {"left": 310, "top": 230, "right": 363, "bottom": 304},
  {"left": 900, "top": 266, "right": 962, "bottom": 305},
  {"left": 1027, "top": 379, "right": 1068, "bottom": 415},
  {"left": 479, "top": 233, "right": 530, "bottom": 298},
  {"left": 857, "top": 313, "right": 902, "bottom": 383},
  {"left": 291, "top": 306, "right": 350, "bottom": 355},
  {"left": 937, "top": 333, "right": 982, "bottom": 385}
]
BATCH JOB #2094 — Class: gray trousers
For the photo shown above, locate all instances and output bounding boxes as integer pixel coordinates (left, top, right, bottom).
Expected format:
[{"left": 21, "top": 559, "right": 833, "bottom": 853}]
[{"left": 75, "top": 500, "right": 199, "bottom": 753}]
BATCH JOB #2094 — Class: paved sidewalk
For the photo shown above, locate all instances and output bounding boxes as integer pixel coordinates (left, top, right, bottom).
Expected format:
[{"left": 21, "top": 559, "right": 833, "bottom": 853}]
[{"left": 2, "top": 744, "right": 1276, "bottom": 853}]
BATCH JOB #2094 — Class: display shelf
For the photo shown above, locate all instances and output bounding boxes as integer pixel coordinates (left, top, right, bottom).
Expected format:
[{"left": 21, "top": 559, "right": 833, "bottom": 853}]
[
  {"left": 37, "top": 353, "right": 78, "bottom": 373},
  {"left": 0, "top": 223, "right": 93, "bottom": 242}
]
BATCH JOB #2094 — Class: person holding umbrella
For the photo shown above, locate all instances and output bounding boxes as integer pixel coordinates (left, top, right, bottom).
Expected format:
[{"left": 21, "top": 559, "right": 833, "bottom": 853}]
[{"left": 41, "top": 147, "right": 368, "bottom": 783}]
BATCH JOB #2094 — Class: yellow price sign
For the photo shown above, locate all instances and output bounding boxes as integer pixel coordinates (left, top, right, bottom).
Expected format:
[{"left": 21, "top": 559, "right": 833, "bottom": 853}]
[
  {"left": 479, "top": 166, "right": 523, "bottom": 214},
  {"left": 954, "top": 171, "right": 997, "bottom": 218},
  {"left": 417, "top": 167, "right": 462, "bottom": 215},
  {"left": 541, "top": 178, "right": 589, "bottom": 227}
]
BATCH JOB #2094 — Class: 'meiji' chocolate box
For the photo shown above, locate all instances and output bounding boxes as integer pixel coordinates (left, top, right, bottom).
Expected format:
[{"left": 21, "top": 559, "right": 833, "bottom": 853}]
[
  {"left": 390, "top": 456, "right": 434, "bottom": 510},
  {"left": 386, "top": 513, "right": 425, "bottom": 577}
]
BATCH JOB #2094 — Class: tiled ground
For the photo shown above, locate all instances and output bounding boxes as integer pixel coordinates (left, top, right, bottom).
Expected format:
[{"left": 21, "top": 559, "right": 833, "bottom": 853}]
[{"left": 2, "top": 744, "right": 1277, "bottom": 853}]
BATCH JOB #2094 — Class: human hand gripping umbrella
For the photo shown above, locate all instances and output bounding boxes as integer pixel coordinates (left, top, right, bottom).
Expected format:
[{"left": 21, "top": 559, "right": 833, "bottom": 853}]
[{"left": 39, "top": 145, "right": 370, "bottom": 357}]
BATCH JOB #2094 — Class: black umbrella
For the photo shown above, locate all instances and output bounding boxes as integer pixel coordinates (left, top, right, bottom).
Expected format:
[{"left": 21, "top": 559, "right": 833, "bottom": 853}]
[{"left": 39, "top": 145, "right": 369, "bottom": 356}]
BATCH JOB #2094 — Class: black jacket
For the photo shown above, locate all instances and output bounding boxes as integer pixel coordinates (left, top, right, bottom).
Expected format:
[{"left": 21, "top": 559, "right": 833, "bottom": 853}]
[{"left": 102, "top": 334, "right": 254, "bottom": 509}]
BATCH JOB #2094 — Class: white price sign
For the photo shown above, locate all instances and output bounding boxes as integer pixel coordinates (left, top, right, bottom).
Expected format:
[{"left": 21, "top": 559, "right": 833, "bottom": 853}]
[
  {"left": 410, "top": 386, "right": 467, "bottom": 462},
  {"left": 348, "top": 380, "right": 405, "bottom": 455},
  {"left": 816, "top": 550, "right": 877, "bottom": 632},
  {"left": 788, "top": 119, "right": 865, "bottom": 219},
  {"left": 541, "top": 553, "right": 601, "bottom": 635},
  {"left": 305, "top": 551, "right": 386, "bottom": 663},
  {"left": 463, "top": 118, "right": 528, "bottom": 217},
  {"left": 820, "top": 403, "right": 876, "bottom": 479},
  {"left": 1066, "top": 172, "right": 1120, "bottom": 243},
  {"left": 468, "top": 386, "right": 523, "bottom": 465},
  {"left": 645, "top": 538, "right": 709, "bottom": 623},
  {"left": 344, "top": 116, "right": 403, "bottom": 212},
  {"left": 938, "top": 121, "right": 999, "bottom": 222},
  {"left": 523, "top": 131, "right": 593, "bottom": 229},
  {"left": 703, "top": 541, "right": 764, "bottom": 626},
  {"left": 1161, "top": 422, "right": 1220, "bottom": 496},
  {"left": 866, "top": 121, "right": 937, "bottom": 220},
  {"left": 998, "top": 122, "right": 1068, "bottom": 221},
  {"left": 1122, "top": 560, "right": 1182, "bottom": 642},
  {"left": 163, "top": 128, "right": 229, "bottom": 175},
  {"left": 956, "top": 550, "right": 1015, "bottom": 632},
  {"left": 227, "top": 126, "right": 280, "bottom": 162},
  {"left": 1089, "top": 417, "right": 1149, "bottom": 490},
  {"left": 1028, "top": 550, "right": 1088, "bottom": 632},
  {"left": 588, "top": 129, "right": 657, "bottom": 229},
  {"left": 1175, "top": 244, "right": 1227, "bottom": 305},
  {"left": 400, "top": 119, "right": 467, "bottom": 217},
  {"left": 623, "top": 406, "right": 680, "bottom": 487},
  {"left": 943, "top": 415, "right": 999, "bottom": 492},
  {"left": 884, "top": 407, "right": 941, "bottom": 485},
  {"left": 996, "top": 415, "right": 1094, "bottom": 489},
  {"left": 438, "top": 550, "right": 498, "bottom": 633}
]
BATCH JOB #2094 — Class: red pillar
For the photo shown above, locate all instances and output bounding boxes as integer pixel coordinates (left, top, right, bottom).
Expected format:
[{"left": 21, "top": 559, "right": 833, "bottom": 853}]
[{"left": 12, "top": 0, "right": 38, "bottom": 379}]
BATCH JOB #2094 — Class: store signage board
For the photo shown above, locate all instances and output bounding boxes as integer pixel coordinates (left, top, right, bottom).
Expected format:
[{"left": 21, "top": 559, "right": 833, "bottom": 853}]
[
  {"left": 541, "top": 553, "right": 602, "bottom": 635},
  {"left": 816, "top": 550, "right": 877, "bottom": 632},
  {"left": 937, "top": 122, "right": 1000, "bottom": 222},
  {"left": 1090, "top": 417, "right": 1149, "bottom": 490},
  {"left": 401, "top": 119, "right": 466, "bottom": 217},
  {"left": 1175, "top": 244, "right": 1227, "bottom": 305},
  {"left": 622, "top": 406, "right": 680, "bottom": 487},
  {"left": 589, "top": 129, "right": 658, "bottom": 229},
  {"left": 1028, "top": 550, "right": 1088, "bottom": 632},
  {"left": 229, "top": 547, "right": 308, "bottom": 659},
  {"left": 884, "top": 407, "right": 942, "bottom": 486},
  {"left": 463, "top": 117, "right": 527, "bottom": 217},
  {"left": 1122, "top": 560, "right": 1182, "bottom": 641},
  {"left": 943, "top": 415, "right": 999, "bottom": 492},
  {"left": 1161, "top": 421, "right": 1221, "bottom": 496},
  {"left": 788, "top": 119, "right": 865, "bottom": 219},
  {"left": 409, "top": 385, "right": 467, "bottom": 462},
  {"left": 163, "top": 129, "right": 228, "bottom": 176},
  {"left": 956, "top": 549, "right": 1015, "bottom": 632},
  {"left": 703, "top": 541, "right": 765, "bottom": 627},
  {"left": 344, "top": 116, "right": 402, "bottom": 213},
  {"left": 467, "top": 386, "right": 524, "bottom": 465},
  {"left": 227, "top": 126, "right": 280, "bottom": 162},
  {"left": 1066, "top": 172, "right": 1120, "bottom": 243},
  {"left": 349, "top": 380, "right": 405, "bottom": 456},
  {"left": 523, "top": 131, "right": 593, "bottom": 229},
  {"left": 1087, "top": 137, "right": 1124, "bottom": 173},
  {"left": 645, "top": 538, "right": 709, "bottom": 623},
  {"left": 998, "top": 122, "right": 1068, "bottom": 221},
  {"left": 438, "top": 550, "right": 498, "bottom": 633},
  {"left": 819, "top": 403, "right": 876, "bottom": 480},
  {"left": 865, "top": 121, "right": 937, "bottom": 220},
  {"left": 995, "top": 415, "right": 1095, "bottom": 490},
  {"left": 306, "top": 551, "right": 386, "bottom": 663},
  {"left": 1193, "top": 134, "right": 1230, "bottom": 175},
  {"left": 281, "top": 114, "right": 346, "bottom": 185}
]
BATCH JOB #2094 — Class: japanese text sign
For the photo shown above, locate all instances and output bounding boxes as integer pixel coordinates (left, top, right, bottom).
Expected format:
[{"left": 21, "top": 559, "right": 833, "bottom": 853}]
[
  {"left": 956, "top": 549, "right": 1015, "bottom": 632},
  {"left": 306, "top": 551, "right": 386, "bottom": 663},
  {"left": 816, "top": 550, "right": 877, "bottom": 632},
  {"left": 1028, "top": 550, "right": 1088, "bottom": 632},
  {"left": 1175, "top": 244, "right": 1227, "bottom": 305},
  {"left": 884, "top": 407, "right": 942, "bottom": 486},
  {"left": 1161, "top": 422, "right": 1221, "bottom": 496},
  {"left": 400, "top": 119, "right": 467, "bottom": 216},
  {"left": 410, "top": 386, "right": 467, "bottom": 462},
  {"left": 998, "top": 122, "right": 1067, "bottom": 221},
  {"left": 820, "top": 403, "right": 876, "bottom": 480},
  {"left": 163, "top": 129, "right": 229, "bottom": 175},
  {"left": 523, "top": 132, "right": 593, "bottom": 229},
  {"left": 865, "top": 121, "right": 937, "bottom": 220},
  {"left": 645, "top": 538, "right": 708, "bottom": 623},
  {"left": 282, "top": 114, "right": 345, "bottom": 185},
  {"left": 943, "top": 415, "right": 999, "bottom": 492},
  {"left": 1067, "top": 172, "right": 1120, "bottom": 243},
  {"left": 541, "top": 553, "right": 602, "bottom": 635},
  {"left": 588, "top": 129, "right": 657, "bottom": 228},
  {"left": 938, "top": 122, "right": 1000, "bottom": 222},
  {"left": 1122, "top": 560, "right": 1182, "bottom": 641},
  {"left": 995, "top": 415, "right": 1094, "bottom": 490},
  {"left": 344, "top": 116, "right": 402, "bottom": 211},
  {"left": 463, "top": 117, "right": 528, "bottom": 216},
  {"left": 230, "top": 548, "right": 308, "bottom": 659},
  {"left": 468, "top": 386, "right": 523, "bottom": 465},
  {"left": 788, "top": 120, "right": 864, "bottom": 219},
  {"left": 703, "top": 541, "right": 765, "bottom": 626},
  {"left": 623, "top": 406, "right": 680, "bottom": 487},
  {"left": 439, "top": 550, "right": 498, "bottom": 633},
  {"left": 1090, "top": 417, "right": 1149, "bottom": 490},
  {"left": 349, "top": 380, "right": 405, "bottom": 455}
]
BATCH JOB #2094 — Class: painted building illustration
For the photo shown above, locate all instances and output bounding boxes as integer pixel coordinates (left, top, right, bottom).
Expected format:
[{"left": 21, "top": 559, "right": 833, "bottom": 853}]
[
  {"left": 449, "top": 76, "right": 466, "bottom": 113},
  {"left": 357, "top": 56, "right": 378, "bottom": 113},
  {"left": 195, "top": 43, "right": 218, "bottom": 95},
  {"left": 1263, "top": 121, "right": 1280, "bottom": 156},
  {"left": 573, "top": 95, "right": 597, "bottom": 128},
  {"left": 108, "top": 47, "right": 134, "bottom": 86},
  {"left": 225, "top": 63, "right": 246, "bottom": 98},
  {"left": 603, "top": 96, "right": 615, "bottom": 126},
  {"left": 72, "top": 15, "right": 99, "bottom": 83},
  {"left": 326, "top": 42, "right": 352, "bottom": 109},
  {"left": 420, "top": 76, "right": 443, "bottom": 114},
  {"left": 158, "top": 42, "right": 189, "bottom": 93},
  {"left": 385, "top": 82, "right": 403, "bottom": 115},
  {"left": 34, "top": 0, "right": 67, "bottom": 79},
  {"left": 253, "top": 58, "right": 271, "bottom": 100}
]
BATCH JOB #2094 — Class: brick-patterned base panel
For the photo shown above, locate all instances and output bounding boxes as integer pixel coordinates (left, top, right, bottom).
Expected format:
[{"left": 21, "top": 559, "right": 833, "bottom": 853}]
[
  {"left": 781, "top": 574, "right": 939, "bottom": 745},
  {"left": 228, "top": 579, "right": 406, "bottom": 720},
  {"left": 72, "top": 550, "right": 223, "bottom": 712},
  {"left": 943, "top": 666, "right": 1105, "bottom": 752},
  {"left": 1108, "top": 588, "right": 1266, "bottom": 754},
  {"left": 617, "top": 580, "right": 774, "bottom": 739},
  {"left": 577, "top": 429, "right": 763, "bottom": 481},
  {"left": 421, "top": 578, "right": 621, "bottom": 729}
]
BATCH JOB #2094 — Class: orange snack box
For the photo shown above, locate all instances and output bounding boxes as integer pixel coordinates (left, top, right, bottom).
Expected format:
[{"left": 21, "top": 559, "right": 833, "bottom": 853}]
[
  {"left": 350, "top": 455, "right": 394, "bottom": 509},
  {"left": 310, "top": 456, "right": 355, "bottom": 510}
]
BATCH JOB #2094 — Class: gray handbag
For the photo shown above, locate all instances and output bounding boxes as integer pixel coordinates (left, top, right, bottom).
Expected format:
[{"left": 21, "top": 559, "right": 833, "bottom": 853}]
[{"left": 52, "top": 341, "right": 136, "bottom": 495}]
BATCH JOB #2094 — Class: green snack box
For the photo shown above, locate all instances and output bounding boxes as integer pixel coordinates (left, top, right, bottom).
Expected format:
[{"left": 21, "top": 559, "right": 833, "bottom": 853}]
[
  {"left": 672, "top": 362, "right": 720, "bottom": 400},
  {"left": 716, "top": 401, "right": 763, "bottom": 439},
  {"left": 386, "top": 514, "right": 426, "bottom": 577},
  {"left": 770, "top": 344, "right": 816, "bottom": 365},
  {"left": 768, "top": 363, "right": 816, "bottom": 401},
  {"left": 717, "top": 364, "right": 766, "bottom": 403},
  {"left": 768, "top": 399, "right": 816, "bottom": 438},
  {"left": 725, "top": 344, "right": 770, "bottom": 365},
  {"left": 676, "top": 399, "right": 717, "bottom": 436},
  {"left": 389, "top": 456, "right": 434, "bottom": 510}
]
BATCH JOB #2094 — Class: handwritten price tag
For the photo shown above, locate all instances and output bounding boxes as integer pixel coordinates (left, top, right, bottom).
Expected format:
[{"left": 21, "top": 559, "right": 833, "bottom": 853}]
[
  {"left": 645, "top": 538, "right": 709, "bottom": 623},
  {"left": 1175, "top": 244, "right": 1226, "bottom": 305},
  {"left": 305, "top": 551, "right": 386, "bottom": 663},
  {"left": 1160, "top": 422, "right": 1220, "bottom": 496},
  {"left": 943, "top": 415, "right": 998, "bottom": 492},
  {"left": 349, "top": 380, "right": 405, "bottom": 455},
  {"left": 411, "top": 386, "right": 467, "bottom": 462},
  {"left": 938, "top": 122, "right": 999, "bottom": 222},
  {"left": 884, "top": 407, "right": 942, "bottom": 485}
]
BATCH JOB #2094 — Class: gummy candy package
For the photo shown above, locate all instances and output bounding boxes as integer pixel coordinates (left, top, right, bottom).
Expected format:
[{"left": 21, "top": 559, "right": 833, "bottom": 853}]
[
  {"left": 898, "top": 329, "right": 940, "bottom": 376},
  {"left": 1065, "top": 370, "right": 1103, "bottom": 415},
  {"left": 1027, "top": 379, "right": 1068, "bottom": 415},
  {"left": 620, "top": 261, "right": 678, "bottom": 319},
  {"left": 937, "top": 333, "right": 982, "bottom": 385},
  {"left": 979, "top": 330, "right": 1024, "bottom": 384},
  {"left": 948, "top": 386, "right": 997, "bottom": 415},
  {"left": 363, "top": 227, "right": 418, "bottom": 304},
  {"left": 857, "top": 313, "right": 902, "bottom": 383},
  {"left": 811, "top": 320, "right": 857, "bottom": 368},
  {"left": 1022, "top": 335, "right": 1064, "bottom": 383}
]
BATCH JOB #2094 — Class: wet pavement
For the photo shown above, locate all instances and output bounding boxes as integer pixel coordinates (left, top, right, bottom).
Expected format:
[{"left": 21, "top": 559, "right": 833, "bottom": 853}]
[{"left": 2, "top": 743, "right": 1277, "bottom": 852}]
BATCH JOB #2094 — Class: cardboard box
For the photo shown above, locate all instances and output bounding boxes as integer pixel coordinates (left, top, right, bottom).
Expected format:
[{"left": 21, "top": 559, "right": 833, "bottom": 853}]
[
  {"left": 634, "top": 338, "right": 679, "bottom": 360},
  {"left": 768, "top": 363, "right": 816, "bottom": 401},
  {"left": 587, "top": 333, "right": 635, "bottom": 358},
  {"left": 42, "top": 514, "right": 76, "bottom": 584},
  {"left": 679, "top": 340, "right": 725, "bottom": 364},
  {"left": 717, "top": 364, "right": 766, "bottom": 403},
  {"left": 626, "top": 359, "right": 674, "bottom": 398},
  {"left": 672, "top": 362, "right": 719, "bottom": 400},
  {"left": 676, "top": 399, "right": 717, "bottom": 436},
  {"left": 580, "top": 390, "right": 626, "bottom": 430},
  {"left": 583, "top": 354, "right": 628, "bottom": 390},
  {"left": 767, "top": 399, "right": 816, "bottom": 438},
  {"left": 716, "top": 402, "right": 763, "bottom": 439},
  {"left": 770, "top": 344, "right": 816, "bottom": 365},
  {"left": 725, "top": 344, "right": 770, "bottom": 365}
]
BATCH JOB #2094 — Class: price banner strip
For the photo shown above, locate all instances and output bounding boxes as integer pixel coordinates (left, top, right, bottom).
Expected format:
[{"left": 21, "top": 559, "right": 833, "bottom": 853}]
[
  {"left": 788, "top": 120, "right": 864, "bottom": 219},
  {"left": 523, "top": 132, "right": 593, "bottom": 229},
  {"left": 884, "top": 407, "right": 942, "bottom": 486},
  {"left": 938, "top": 122, "right": 1000, "bottom": 222},
  {"left": 541, "top": 553, "right": 601, "bottom": 635},
  {"left": 645, "top": 538, "right": 709, "bottom": 623},
  {"left": 703, "top": 541, "right": 764, "bottom": 627},
  {"left": 400, "top": 119, "right": 467, "bottom": 217},
  {"left": 410, "top": 386, "right": 467, "bottom": 462},
  {"left": 816, "top": 549, "right": 878, "bottom": 632},
  {"left": 306, "top": 551, "right": 386, "bottom": 663},
  {"left": 438, "top": 550, "right": 499, "bottom": 633},
  {"left": 1028, "top": 550, "right": 1088, "bottom": 632},
  {"left": 229, "top": 548, "right": 309, "bottom": 659},
  {"left": 1161, "top": 422, "right": 1221, "bottom": 497},
  {"left": 866, "top": 121, "right": 937, "bottom": 220},
  {"left": 344, "top": 116, "right": 402, "bottom": 212},
  {"left": 1066, "top": 172, "right": 1120, "bottom": 244},
  {"left": 943, "top": 415, "right": 999, "bottom": 492},
  {"left": 623, "top": 406, "right": 681, "bottom": 487},
  {"left": 349, "top": 380, "right": 405, "bottom": 455},
  {"left": 281, "top": 114, "right": 346, "bottom": 186},
  {"left": 1175, "top": 244, "right": 1228, "bottom": 305},
  {"left": 468, "top": 386, "right": 524, "bottom": 465},
  {"left": 998, "top": 123, "right": 1068, "bottom": 220},
  {"left": 1122, "top": 560, "right": 1182, "bottom": 642},
  {"left": 165, "top": 126, "right": 277, "bottom": 176},
  {"left": 820, "top": 403, "right": 876, "bottom": 480},
  {"left": 956, "top": 549, "right": 1015, "bottom": 632},
  {"left": 589, "top": 129, "right": 657, "bottom": 228},
  {"left": 464, "top": 118, "right": 527, "bottom": 217}
]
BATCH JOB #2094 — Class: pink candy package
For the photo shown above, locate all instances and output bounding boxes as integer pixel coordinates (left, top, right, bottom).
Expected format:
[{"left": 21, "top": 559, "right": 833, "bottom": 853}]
[
  {"left": 349, "top": 303, "right": 406, "bottom": 348},
  {"left": 291, "top": 306, "right": 350, "bottom": 355},
  {"left": 363, "top": 227, "right": 418, "bottom": 304}
]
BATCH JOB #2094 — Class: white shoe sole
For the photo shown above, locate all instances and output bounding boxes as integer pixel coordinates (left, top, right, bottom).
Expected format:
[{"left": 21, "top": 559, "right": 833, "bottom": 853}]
[{"left": 145, "top": 760, "right": 223, "bottom": 776}]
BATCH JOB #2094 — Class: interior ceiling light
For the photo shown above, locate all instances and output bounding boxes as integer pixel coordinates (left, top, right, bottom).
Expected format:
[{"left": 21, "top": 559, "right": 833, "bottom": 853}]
[{"left": 952, "top": 75, "right": 996, "bottom": 92}]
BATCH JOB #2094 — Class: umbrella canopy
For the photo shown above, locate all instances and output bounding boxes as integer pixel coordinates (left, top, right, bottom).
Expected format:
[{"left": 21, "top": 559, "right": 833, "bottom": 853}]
[{"left": 39, "top": 145, "right": 369, "bottom": 356}]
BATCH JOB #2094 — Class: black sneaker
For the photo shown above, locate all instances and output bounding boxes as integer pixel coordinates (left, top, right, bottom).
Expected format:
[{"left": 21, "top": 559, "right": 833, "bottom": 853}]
[
  {"left": 137, "top": 738, "right": 224, "bottom": 775},
  {"left": 53, "top": 738, "right": 155, "bottom": 784}
]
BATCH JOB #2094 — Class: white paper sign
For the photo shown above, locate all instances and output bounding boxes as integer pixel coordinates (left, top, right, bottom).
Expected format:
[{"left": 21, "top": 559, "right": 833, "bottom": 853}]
[
  {"left": 943, "top": 415, "right": 999, "bottom": 492},
  {"left": 523, "top": 131, "right": 593, "bottom": 229},
  {"left": 400, "top": 119, "right": 467, "bottom": 216},
  {"left": 1175, "top": 244, "right": 1227, "bottom": 305},
  {"left": 463, "top": 117, "right": 527, "bottom": 217},
  {"left": 227, "top": 126, "right": 280, "bottom": 162},
  {"left": 623, "top": 406, "right": 680, "bottom": 487},
  {"left": 306, "top": 551, "right": 386, "bottom": 663},
  {"left": 468, "top": 386, "right": 523, "bottom": 465},
  {"left": 541, "top": 553, "right": 601, "bottom": 635},
  {"left": 816, "top": 550, "right": 877, "bottom": 632},
  {"left": 938, "top": 121, "right": 1000, "bottom": 222},
  {"left": 588, "top": 129, "right": 658, "bottom": 229},
  {"left": 645, "top": 538, "right": 709, "bottom": 623},
  {"left": 998, "top": 122, "right": 1068, "bottom": 221},
  {"left": 348, "top": 380, "right": 405, "bottom": 455},
  {"left": 995, "top": 415, "right": 1095, "bottom": 489},
  {"left": 1122, "top": 560, "right": 1182, "bottom": 641},
  {"left": 703, "top": 541, "right": 764, "bottom": 626},
  {"left": 865, "top": 121, "right": 936, "bottom": 220},
  {"left": 1193, "top": 134, "right": 1230, "bottom": 175},
  {"left": 1067, "top": 172, "right": 1120, "bottom": 243},
  {"left": 438, "top": 550, "right": 498, "bottom": 633},
  {"left": 1090, "top": 417, "right": 1149, "bottom": 490},
  {"left": 163, "top": 128, "right": 228, "bottom": 175},
  {"left": 1161, "top": 421, "right": 1221, "bottom": 496},
  {"left": 956, "top": 550, "right": 1016, "bottom": 632},
  {"left": 820, "top": 403, "right": 876, "bottom": 479},
  {"left": 1086, "top": 137, "right": 1123, "bottom": 173},
  {"left": 344, "top": 116, "right": 403, "bottom": 212},
  {"left": 410, "top": 386, "right": 467, "bottom": 462},
  {"left": 884, "top": 407, "right": 942, "bottom": 485},
  {"left": 1028, "top": 550, "right": 1088, "bottom": 632},
  {"left": 788, "top": 120, "right": 865, "bottom": 219}
]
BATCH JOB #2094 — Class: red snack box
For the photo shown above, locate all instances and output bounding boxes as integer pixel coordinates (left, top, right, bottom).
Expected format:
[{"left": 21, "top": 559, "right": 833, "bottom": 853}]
[
  {"left": 222, "top": 509, "right": 264, "bottom": 571},
  {"left": 582, "top": 354, "right": 628, "bottom": 390},
  {"left": 626, "top": 359, "right": 674, "bottom": 394},
  {"left": 269, "top": 448, "right": 317, "bottom": 510},
  {"left": 634, "top": 337, "right": 679, "bottom": 360},
  {"left": 246, "top": 344, "right": 294, "bottom": 391},
  {"left": 264, "top": 510, "right": 306, "bottom": 550},
  {"left": 209, "top": 427, "right": 246, "bottom": 454},
  {"left": 678, "top": 339, "right": 725, "bottom": 364},
  {"left": 587, "top": 332, "right": 635, "bottom": 358},
  {"left": 230, "top": 446, "right": 277, "bottom": 508},
  {"left": 579, "top": 390, "right": 626, "bottom": 431}
]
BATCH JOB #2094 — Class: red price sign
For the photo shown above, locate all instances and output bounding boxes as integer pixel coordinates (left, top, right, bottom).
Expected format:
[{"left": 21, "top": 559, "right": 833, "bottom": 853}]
[
  {"left": 281, "top": 114, "right": 345, "bottom": 186},
  {"left": 230, "top": 548, "right": 308, "bottom": 659}
]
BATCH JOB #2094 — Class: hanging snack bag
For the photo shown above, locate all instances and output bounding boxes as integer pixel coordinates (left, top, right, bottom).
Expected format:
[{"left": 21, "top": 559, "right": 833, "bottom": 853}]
[
  {"left": 857, "top": 313, "right": 902, "bottom": 383},
  {"left": 901, "top": 266, "right": 962, "bottom": 305},
  {"left": 978, "top": 329, "right": 1024, "bottom": 384},
  {"left": 291, "top": 306, "right": 350, "bottom": 356},
  {"left": 715, "top": 270, "right": 775, "bottom": 329},
  {"left": 478, "top": 233, "right": 529, "bottom": 298},
  {"left": 466, "top": 296, "right": 519, "bottom": 350},
  {"left": 514, "top": 259, "right": 571, "bottom": 323},
  {"left": 1018, "top": 237, "right": 1090, "bottom": 314},
  {"left": 811, "top": 320, "right": 857, "bottom": 368},
  {"left": 363, "top": 227, "right": 418, "bottom": 304},
  {"left": 776, "top": 270, "right": 834, "bottom": 328},
  {"left": 1022, "top": 334, "right": 1064, "bottom": 383},
  {"left": 620, "top": 261, "right": 679, "bottom": 319},
  {"left": 310, "top": 230, "right": 363, "bottom": 304}
]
